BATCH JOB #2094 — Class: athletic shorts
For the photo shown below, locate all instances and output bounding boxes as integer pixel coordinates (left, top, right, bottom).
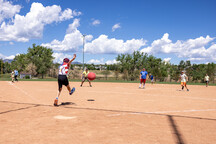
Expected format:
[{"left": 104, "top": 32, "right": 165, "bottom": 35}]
[
  {"left": 181, "top": 82, "right": 186, "bottom": 86},
  {"left": 151, "top": 79, "right": 153, "bottom": 82},
  {"left": 140, "top": 79, "right": 146, "bottom": 84},
  {"left": 206, "top": 81, "right": 209, "bottom": 83},
  {"left": 82, "top": 77, "right": 90, "bottom": 82},
  {"left": 58, "top": 75, "right": 69, "bottom": 89}
]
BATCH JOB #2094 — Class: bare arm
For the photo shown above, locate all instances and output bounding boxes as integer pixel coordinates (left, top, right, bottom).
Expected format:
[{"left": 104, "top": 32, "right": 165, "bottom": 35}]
[{"left": 68, "top": 54, "right": 76, "bottom": 65}]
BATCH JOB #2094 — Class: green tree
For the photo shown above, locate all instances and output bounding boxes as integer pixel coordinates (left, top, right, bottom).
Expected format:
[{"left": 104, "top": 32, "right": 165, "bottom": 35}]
[
  {"left": 27, "top": 44, "right": 54, "bottom": 79},
  {"left": 4, "top": 62, "right": 11, "bottom": 73},
  {"left": 11, "top": 54, "right": 28, "bottom": 72}
]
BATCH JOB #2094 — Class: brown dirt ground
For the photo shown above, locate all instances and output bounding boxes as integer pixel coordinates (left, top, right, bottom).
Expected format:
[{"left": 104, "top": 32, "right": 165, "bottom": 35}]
[{"left": 0, "top": 81, "right": 216, "bottom": 144}]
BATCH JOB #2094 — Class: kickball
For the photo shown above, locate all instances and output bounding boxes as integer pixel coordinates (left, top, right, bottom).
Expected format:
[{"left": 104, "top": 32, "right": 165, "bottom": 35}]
[{"left": 88, "top": 72, "right": 96, "bottom": 81}]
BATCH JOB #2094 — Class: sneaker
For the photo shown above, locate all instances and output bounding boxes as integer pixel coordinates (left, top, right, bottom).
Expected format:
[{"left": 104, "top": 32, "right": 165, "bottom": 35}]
[
  {"left": 90, "top": 85, "right": 92, "bottom": 87},
  {"left": 80, "top": 85, "right": 82, "bottom": 87},
  {"left": 54, "top": 98, "right": 58, "bottom": 106},
  {"left": 70, "top": 87, "right": 75, "bottom": 95},
  {"left": 187, "top": 89, "right": 189, "bottom": 91}
]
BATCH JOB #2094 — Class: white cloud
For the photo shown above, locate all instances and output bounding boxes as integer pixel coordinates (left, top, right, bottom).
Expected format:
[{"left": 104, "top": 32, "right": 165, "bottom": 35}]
[
  {"left": 105, "top": 59, "right": 118, "bottom": 65},
  {"left": 85, "top": 35, "right": 146, "bottom": 54},
  {"left": 163, "top": 57, "right": 171, "bottom": 64},
  {"left": 0, "top": 53, "right": 15, "bottom": 60},
  {"left": 140, "top": 33, "right": 216, "bottom": 62},
  {"left": 0, "top": 0, "right": 21, "bottom": 23},
  {"left": 92, "top": 19, "right": 100, "bottom": 26},
  {"left": 42, "top": 19, "right": 93, "bottom": 52},
  {"left": 9, "top": 42, "right": 14, "bottom": 45},
  {"left": 87, "top": 59, "right": 104, "bottom": 64},
  {"left": 0, "top": 2, "right": 81, "bottom": 42},
  {"left": 52, "top": 53, "right": 74, "bottom": 63},
  {"left": 112, "top": 23, "right": 121, "bottom": 32}
]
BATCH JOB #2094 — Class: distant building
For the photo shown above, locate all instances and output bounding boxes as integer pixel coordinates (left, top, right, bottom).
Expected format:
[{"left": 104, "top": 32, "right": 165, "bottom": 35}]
[{"left": 20, "top": 73, "right": 32, "bottom": 79}]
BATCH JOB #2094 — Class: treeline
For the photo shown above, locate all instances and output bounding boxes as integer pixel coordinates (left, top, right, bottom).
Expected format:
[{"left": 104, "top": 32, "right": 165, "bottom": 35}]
[
  {"left": 0, "top": 44, "right": 54, "bottom": 78},
  {"left": 0, "top": 46, "right": 215, "bottom": 82},
  {"left": 106, "top": 51, "right": 216, "bottom": 83}
]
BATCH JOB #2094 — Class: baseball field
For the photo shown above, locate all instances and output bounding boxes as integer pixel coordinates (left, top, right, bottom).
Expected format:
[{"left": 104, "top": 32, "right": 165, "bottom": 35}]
[{"left": 0, "top": 81, "right": 215, "bottom": 144}]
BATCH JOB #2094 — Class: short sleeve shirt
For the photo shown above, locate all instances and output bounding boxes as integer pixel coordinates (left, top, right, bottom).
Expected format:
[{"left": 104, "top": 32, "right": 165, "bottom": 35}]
[
  {"left": 140, "top": 71, "right": 148, "bottom": 79},
  {"left": 205, "top": 76, "right": 209, "bottom": 81},
  {"left": 180, "top": 74, "right": 187, "bottom": 82},
  {"left": 59, "top": 62, "right": 69, "bottom": 75},
  {"left": 83, "top": 71, "right": 89, "bottom": 77}
]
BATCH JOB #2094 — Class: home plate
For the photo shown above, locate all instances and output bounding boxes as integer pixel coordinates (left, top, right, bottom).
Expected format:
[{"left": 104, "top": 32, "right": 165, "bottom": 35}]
[{"left": 54, "top": 115, "right": 77, "bottom": 120}]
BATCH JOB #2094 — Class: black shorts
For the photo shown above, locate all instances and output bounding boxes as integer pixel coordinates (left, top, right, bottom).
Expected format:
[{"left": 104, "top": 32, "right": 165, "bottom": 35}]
[
  {"left": 82, "top": 76, "right": 90, "bottom": 82},
  {"left": 58, "top": 75, "right": 69, "bottom": 89},
  {"left": 206, "top": 81, "right": 209, "bottom": 83}
]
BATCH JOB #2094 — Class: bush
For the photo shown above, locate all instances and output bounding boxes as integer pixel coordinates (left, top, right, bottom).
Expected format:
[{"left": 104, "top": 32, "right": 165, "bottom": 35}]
[{"left": 25, "top": 75, "right": 30, "bottom": 79}]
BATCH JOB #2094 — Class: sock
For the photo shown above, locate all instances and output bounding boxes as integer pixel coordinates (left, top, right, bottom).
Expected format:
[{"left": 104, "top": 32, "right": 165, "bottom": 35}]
[
  {"left": 56, "top": 97, "right": 58, "bottom": 100},
  {"left": 139, "top": 84, "right": 141, "bottom": 87},
  {"left": 182, "top": 86, "right": 184, "bottom": 90}
]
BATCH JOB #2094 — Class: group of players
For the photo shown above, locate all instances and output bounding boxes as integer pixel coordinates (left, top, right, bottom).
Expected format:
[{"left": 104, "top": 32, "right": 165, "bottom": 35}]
[
  {"left": 139, "top": 68, "right": 211, "bottom": 91},
  {"left": 11, "top": 69, "right": 19, "bottom": 83},
  {"left": 10, "top": 54, "right": 211, "bottom": 106},
  {"left": 55, "top": 55, "right": 211, "bottom": 106}
]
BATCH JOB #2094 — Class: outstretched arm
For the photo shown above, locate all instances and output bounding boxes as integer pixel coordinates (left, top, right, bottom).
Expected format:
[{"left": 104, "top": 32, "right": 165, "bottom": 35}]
[{"left": 68, "top": 54, "right": 76, "bottom": 65}]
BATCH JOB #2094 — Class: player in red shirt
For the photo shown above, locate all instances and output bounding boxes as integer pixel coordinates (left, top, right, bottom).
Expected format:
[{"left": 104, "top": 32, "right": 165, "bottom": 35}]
[{"left": 54, "top": 54, "right": 76, "bottom": 106}]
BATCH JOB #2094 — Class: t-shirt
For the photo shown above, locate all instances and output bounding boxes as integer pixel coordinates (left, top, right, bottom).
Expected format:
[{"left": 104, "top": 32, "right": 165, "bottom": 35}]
[
  {"left": 205, "top": 76, "right": 209, "bottom": 81},
  {"left": 150, "top": 75, "right": 153, "bottom": 80},
  {"left": 14, "top": 70, "right": 18, "bottom": 76},
  {"left": 11, "top": 71, "right": 15, "bottom": 77},
  {"left": 83, "top": 71, "right": 89, "bottom": 77},
  {"left": 180, "top": 74, "right": 187, "bottom": 82},
  {"left": 59, "top": 62, "right": 69, "bottom": 75},
  {"left": 140, "top": 71, "right": 148, "bottom": 79}
]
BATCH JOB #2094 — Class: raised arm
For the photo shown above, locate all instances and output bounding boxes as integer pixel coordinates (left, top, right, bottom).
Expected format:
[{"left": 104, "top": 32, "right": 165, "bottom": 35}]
[{"left": 68, "top": 54, "right": 76, "bottom": 65}]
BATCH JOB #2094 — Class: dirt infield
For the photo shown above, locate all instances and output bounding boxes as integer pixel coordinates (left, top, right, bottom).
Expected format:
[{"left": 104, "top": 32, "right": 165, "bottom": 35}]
[{"left": 0, "top": 81, "right": 216, "bottom": 144}]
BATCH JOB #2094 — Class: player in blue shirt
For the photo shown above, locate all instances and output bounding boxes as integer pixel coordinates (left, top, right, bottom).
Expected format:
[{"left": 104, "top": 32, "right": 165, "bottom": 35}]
[
  {"left": 14, "top": 69, "right": 19, "bottom": 82},
  {"left": 149, "top": 74, "right": 154, "bottom": 84},
  {"left": 139, "top": 68, "right": 148, "bottom": 88}
]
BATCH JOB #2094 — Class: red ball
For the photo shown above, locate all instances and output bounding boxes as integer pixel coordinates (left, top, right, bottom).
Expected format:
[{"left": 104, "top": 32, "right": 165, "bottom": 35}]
[{"left": 88, "top": 72, "right": 96, "bottom": 81}]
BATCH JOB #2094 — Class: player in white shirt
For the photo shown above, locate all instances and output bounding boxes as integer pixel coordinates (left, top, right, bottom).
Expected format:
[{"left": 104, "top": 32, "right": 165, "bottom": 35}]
[
  {"left": 204, "top": 74, "right": 210, "bottom": 87},
  {"left": 54, "top": 54, "right": 76, "bottom": 106},
  {"left": 179, "top": 71, "right": 189, "bottom": 91}
]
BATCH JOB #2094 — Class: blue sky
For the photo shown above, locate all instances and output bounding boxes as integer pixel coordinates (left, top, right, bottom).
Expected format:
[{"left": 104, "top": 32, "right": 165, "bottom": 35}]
[{"left": 0, "top": 0, "right": 216, "bottom": 64}]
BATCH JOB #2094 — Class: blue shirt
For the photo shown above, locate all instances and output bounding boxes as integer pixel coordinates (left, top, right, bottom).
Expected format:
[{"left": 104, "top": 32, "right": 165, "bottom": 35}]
[
  {"left": 14, "top": 70, "right": 18, "bottom": 76},
  {"left": 150, "top": 75, "right": 153, "bottom": 80},
  {"left": 140, "top": 71, "right": 148, "bottom": 79}
]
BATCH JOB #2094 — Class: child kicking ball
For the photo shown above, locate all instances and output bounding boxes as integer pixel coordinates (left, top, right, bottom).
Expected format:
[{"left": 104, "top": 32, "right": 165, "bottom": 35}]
[{"left": 54, "top": 54, "right": 76, "bottom": 106}]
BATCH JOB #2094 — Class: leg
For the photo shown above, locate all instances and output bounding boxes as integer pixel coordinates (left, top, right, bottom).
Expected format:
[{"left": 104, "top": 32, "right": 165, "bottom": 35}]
[
  {"left": 66, "top": 85, "right": 71, "bottom": 92},
  {"left": 80, "top": 78, "right": 85, "bottom": 86},
  {"left": 185, "top": 83, "right": 189, "bottom": 91},
  {"left": 58, "top": 87, "right": 62, "bottom": 97},
  {"left": 139, "top": 79, "right": 143, "bottom": 88},
  {"left": 143, "top": 79, "right": 146, "bottom": 88},
  {"left": 181, "top": 82, "right": 184, "bottom": 90},
  {"left": 87, "top": 78, "right": 92, "bottom": 87}
]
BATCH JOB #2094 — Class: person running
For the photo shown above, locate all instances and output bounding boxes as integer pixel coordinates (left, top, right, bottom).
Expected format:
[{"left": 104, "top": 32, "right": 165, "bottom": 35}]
[
  {"left": 149, "top": 73, "right": 154, "bottom": 84},
  {"left": 179, "top": 71, "right": 189, "bottom": 91},
  {"left": 14, "top": 69, "right": 19, "bottom": 82},
  {"left": 80, "top": 68, "right": 92, "bottom": 87},
  {"left": 204, "top": 74, "right": 210, "bottom": 87},
  {"left": 139, "top": 68, "right": 148, "bottom": 89},
  {"left": 11, "top": 70, "right": 15, "bottom": 83},
  {"left": 54, "top": 54, "right": 76, "bottom": 106}
]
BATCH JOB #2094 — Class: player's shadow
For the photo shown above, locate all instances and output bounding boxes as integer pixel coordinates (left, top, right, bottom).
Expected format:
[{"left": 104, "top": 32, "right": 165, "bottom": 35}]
[{"left": 59, "top": 102, "right": 76, "bottom": 106}]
